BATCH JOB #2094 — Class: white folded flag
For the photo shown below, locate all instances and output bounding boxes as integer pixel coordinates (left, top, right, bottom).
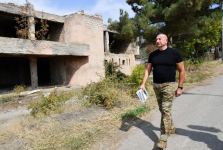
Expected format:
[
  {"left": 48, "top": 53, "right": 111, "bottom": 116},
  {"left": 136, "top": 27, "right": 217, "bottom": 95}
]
[{"left": 136, "top": 89, "right": 149, "bottom": 103}]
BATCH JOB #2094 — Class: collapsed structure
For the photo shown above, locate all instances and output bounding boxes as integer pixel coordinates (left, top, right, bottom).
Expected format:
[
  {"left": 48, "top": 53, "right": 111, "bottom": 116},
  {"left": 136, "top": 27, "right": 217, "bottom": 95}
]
[{"left": 0, "top": 3, "right": 139, "bottom": 90}]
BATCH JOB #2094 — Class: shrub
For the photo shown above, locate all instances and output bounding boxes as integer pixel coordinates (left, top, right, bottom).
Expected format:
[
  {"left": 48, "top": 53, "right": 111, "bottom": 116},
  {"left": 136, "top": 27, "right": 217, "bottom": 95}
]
[
  {"left": 81, "top": 77, "right": 120, "bottom": 109},
  {"left": 14, "top": 84, "right": 26, "bottom": 94},
  {"left": 128, "top": 64, "right": 145, "bottom": 86},
  {"left": 126, "top": 64, "right": 147, "bottom": 95},
  {"left": 104, "top": 60, "right": 127, "bottom": 81}
]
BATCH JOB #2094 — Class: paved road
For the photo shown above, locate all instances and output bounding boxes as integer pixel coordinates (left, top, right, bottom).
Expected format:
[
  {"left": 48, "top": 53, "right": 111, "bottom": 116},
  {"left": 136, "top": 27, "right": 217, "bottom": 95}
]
[{"left": 116, "top": 75, "right": 223, "bottom": 150}]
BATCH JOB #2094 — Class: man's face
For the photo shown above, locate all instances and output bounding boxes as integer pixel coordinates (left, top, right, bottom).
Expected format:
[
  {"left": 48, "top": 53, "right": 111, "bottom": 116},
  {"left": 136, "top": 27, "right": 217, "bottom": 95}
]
[{"left": 156, "top": 34, "right": 168, "bottom": 48}]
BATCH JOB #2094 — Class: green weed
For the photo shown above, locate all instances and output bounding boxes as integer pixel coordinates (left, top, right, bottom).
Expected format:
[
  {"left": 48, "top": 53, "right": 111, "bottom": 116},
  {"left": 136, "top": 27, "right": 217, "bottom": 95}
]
[{"left": 121, "top": 105, "right": 150, "bottom": 120}]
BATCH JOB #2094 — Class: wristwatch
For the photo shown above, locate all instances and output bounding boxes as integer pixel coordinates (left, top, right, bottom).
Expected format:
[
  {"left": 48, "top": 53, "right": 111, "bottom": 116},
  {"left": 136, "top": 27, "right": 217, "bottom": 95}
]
[{"left": 178, "top": 86, "right": 183, "bottom": 90}]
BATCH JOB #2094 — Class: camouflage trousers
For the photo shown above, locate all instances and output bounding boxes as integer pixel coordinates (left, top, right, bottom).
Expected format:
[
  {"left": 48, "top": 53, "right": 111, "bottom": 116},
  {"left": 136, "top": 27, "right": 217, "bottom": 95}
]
[{"left": 153, "top": 82, "right": 176, "bottom": 136}]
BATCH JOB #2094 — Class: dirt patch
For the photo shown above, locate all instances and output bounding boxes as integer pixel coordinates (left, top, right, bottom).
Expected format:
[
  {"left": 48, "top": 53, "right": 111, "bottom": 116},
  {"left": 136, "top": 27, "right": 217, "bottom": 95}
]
[{"left": 52, "top": 106, "right": 109, "bottom": 124}]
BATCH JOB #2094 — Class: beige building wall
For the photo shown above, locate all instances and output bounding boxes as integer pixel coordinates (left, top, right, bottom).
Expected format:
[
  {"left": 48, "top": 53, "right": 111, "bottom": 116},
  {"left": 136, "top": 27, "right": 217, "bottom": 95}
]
[
  {"left": 105, "top": 54, "right": 136, "bottom": 75},
  {"left": 63, "top": 13, "right": 105, "bottom": 86}
]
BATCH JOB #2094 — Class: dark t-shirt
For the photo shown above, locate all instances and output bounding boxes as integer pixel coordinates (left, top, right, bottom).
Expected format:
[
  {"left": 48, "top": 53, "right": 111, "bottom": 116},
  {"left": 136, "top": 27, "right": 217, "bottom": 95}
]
[{"left": 148, "top": 47, "right": 183, "bottom": 83}]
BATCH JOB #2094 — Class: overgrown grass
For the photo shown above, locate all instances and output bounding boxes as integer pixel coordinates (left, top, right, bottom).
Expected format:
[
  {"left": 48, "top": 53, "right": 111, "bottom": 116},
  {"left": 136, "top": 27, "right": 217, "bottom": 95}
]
[
  {"left": 33, "top": 126, "right": 101, "bottom": 150},
  {"left": 28, "top": 90, "right": 75, "bottom": 117},
  {"left": 0, "top": 94, "right": 17, "bottom": 104},
  {"left": 80, "top": 62, "right": 154, "bottom": 109},
  {"left": 184, "top": 59, "right": 218, "bottom": 84},
  {"left": 0, "top": 85, "right": 25, "bottom": 104},
  {"left": 184, "top": 58, "right": 204, "bottom": 70},
  {"left": 121, "top": 105, "right": 150, "bottom": 120},
  {"left": 80, "top": 62, "right": 149, "bottom": 109},
  {"left": 64, "top": 129, "right": 100, "bottom": 150}
]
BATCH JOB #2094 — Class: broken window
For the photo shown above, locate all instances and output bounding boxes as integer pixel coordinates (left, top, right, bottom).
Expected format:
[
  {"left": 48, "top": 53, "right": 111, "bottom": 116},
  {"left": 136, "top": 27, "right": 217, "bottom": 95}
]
[
  {"left": 0, "top": 12, "right": 18, "bottom": 38},
  {"left": 35, "top": 18, "right": 63, "bottom": 41}
]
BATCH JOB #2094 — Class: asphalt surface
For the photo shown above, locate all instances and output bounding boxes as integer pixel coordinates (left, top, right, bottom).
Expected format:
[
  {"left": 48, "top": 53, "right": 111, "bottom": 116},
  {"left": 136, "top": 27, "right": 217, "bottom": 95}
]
[{"left": 116, "top": 75, "right": 223, "bottom": 150}]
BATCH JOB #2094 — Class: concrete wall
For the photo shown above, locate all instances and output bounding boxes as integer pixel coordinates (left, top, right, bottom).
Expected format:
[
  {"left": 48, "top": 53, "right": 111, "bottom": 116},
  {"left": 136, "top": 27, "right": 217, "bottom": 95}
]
[
  {"left": 63, "top": 13, "right": 105, "bottom": 86},
  {"left": 0, "top": 37, "right": 89, "bottom": 56}
]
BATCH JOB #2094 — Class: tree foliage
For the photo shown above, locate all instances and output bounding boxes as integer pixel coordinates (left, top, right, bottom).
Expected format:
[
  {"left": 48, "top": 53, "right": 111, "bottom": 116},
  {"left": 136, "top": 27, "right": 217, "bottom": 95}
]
[
  {"left": 108, "top": 9, "right": 137, "bottom": 50},
  {"left": 125, "top": 0, "right": 222, "bottom": 58}
]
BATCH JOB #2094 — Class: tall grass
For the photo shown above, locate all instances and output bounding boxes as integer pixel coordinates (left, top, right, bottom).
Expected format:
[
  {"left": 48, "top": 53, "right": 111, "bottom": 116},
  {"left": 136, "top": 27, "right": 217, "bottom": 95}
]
[
  {"left": 28, "top": 90, "right": 75, "bottom": 117},
  {"left": 184, "top": 59, "right": 214, "bottom": 84}
]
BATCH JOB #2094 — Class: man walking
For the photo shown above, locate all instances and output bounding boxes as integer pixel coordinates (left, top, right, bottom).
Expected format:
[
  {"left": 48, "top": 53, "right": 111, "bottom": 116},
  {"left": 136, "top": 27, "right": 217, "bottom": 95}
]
[{"left": 140, "top": 33, "right": 185, "bottom": 149}]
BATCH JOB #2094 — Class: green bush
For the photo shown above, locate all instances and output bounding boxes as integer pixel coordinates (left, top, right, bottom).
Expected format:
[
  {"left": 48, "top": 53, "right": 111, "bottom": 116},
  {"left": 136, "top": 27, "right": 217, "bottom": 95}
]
[
  {"left": 126, "top": 64, "right": 147, "bottom": 95},
  {"left": 81, "top": 77, "right": 120, "bottom": 109},
  {"left": 128, "top": 64, "right": 145, "bottom": 86}
]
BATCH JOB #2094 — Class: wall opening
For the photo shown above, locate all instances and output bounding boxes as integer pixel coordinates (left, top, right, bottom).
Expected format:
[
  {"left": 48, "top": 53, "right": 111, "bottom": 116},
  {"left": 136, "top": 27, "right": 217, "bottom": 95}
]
[
  {"left": 0, "top": 12, "right": 64, "bottom": 41},
  {"left": 122, "top": 60, "right": 125, "bottom": 65},
  {"left": 35, "top": 18, "right": 64, "bottom": 41},
  {"left": 37, "top": 57, "right": 66, "bottom": 86},
  {"left": 0, "top": 12, "right": 18, "bottom": 38},
  {"left": 108, "top": 32, "right": 129, "bottom": 54},
  {"left": 0, "top": 56, "right": 31, "bottom": 90},
  {"left": 37, "top": 58, "right": 51, "bottom": 86}
]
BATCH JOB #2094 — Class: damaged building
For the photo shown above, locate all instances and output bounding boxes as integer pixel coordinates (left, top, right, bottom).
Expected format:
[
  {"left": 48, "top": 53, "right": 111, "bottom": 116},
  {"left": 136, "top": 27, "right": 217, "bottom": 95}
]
[
  {"left": 0, "top": 3, "right": 139, "bottom": 90},
  {"left": 103, "top": 26, "right": 140, "bottom": 75},
  {"left": 0, "top": 3, "right": 104, "bottom": 90}
]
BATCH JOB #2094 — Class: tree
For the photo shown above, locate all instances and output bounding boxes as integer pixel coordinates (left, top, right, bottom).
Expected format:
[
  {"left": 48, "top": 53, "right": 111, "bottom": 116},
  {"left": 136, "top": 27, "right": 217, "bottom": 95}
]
[
  {"left": 108, "top": 9, "right": 137, "bottom": 53},
  {"left": 126, "top": 0, "right": 222, "bottom": 58},
  {"left": 108, "top": 9, "right": 137, "bottom": 43}
]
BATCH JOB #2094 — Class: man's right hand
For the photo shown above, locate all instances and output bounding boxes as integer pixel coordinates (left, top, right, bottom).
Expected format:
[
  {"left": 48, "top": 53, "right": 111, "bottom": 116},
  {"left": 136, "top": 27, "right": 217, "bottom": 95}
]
[{"left": 140, "top": 84, "right": 145, "bottom": 90}]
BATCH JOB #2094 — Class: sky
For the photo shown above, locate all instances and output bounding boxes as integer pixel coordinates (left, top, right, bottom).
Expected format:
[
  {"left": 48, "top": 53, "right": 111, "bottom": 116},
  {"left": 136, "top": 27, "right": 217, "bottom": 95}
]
[{"left": 0, "top": 0, "right": 135, "bottom": 24}]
